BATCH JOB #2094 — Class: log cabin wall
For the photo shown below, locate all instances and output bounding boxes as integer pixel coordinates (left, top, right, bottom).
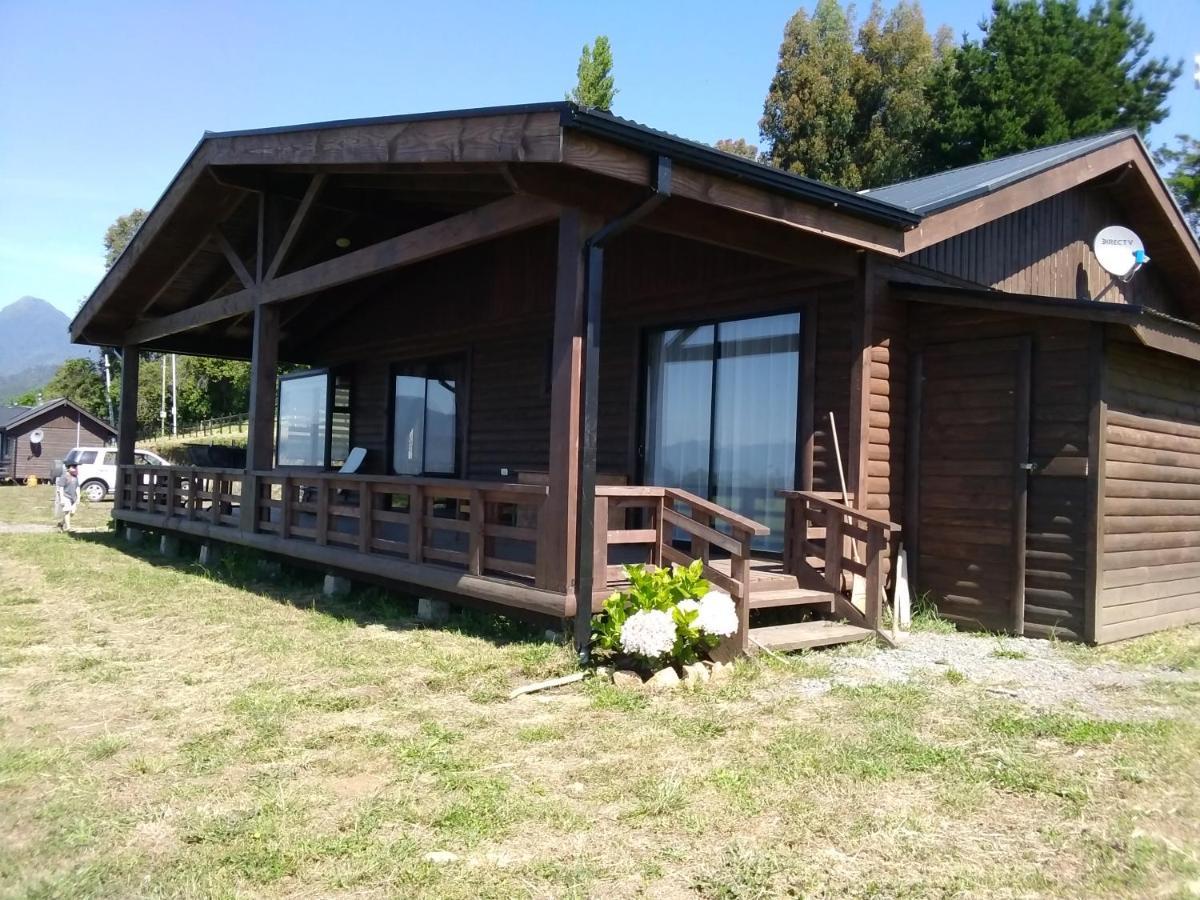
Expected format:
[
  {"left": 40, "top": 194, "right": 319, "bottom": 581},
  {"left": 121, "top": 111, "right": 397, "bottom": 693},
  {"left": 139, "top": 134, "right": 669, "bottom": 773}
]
[
  {"left": 312, "top": 225, "right": 855, "bottom": 492},
  {"left": 1098, "top": 333, "right": 1200, "bottom": 641},
  {"left": 909, "top": 305, "right": 1094, "bottom": 639},
  {"left": 908, "top": 185, "right": 1175, "bottom": 313}
]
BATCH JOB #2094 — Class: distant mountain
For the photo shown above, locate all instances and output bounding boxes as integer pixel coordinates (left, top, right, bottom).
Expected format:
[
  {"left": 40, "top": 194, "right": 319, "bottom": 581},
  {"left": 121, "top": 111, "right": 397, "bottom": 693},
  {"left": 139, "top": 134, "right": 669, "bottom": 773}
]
[{"left": 0, "top": 297, "right": 78, "bottom": 400}]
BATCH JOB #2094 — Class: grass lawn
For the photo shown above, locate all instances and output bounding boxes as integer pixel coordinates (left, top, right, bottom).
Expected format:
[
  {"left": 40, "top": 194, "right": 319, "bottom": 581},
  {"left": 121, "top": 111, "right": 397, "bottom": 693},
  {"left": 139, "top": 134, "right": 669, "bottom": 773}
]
[
  {"left": 0, "top": 484, "right": 114, "bottom": 530},
  {"left": 0, "top": 520, "right": 1198, "bottom": 896}
]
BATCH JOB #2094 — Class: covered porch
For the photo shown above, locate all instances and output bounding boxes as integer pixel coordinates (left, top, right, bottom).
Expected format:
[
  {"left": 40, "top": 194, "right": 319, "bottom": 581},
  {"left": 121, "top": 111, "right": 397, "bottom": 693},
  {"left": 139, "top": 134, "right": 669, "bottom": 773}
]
[{"left": 74, "top": 105, "right": 906, "bottom": 653}]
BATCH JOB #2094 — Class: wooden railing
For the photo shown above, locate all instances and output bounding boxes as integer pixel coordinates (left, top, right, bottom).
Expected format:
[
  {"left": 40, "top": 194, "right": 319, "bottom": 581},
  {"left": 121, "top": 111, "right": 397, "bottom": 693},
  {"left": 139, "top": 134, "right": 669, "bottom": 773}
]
[
  {"left": 117, "top": 464, "right": 553, "bottom": 587},
  {"left": 118, "top": 465, "right": 243, "bottom": 528},
  {"left": 779, "top": 490, "right": 899, "bottom": 631},
  {"left": 593, "top": 486, "right": 769, "bottom": 653},
  {"left": 249, "top": 471, "right": 551, "bottom": 586}
]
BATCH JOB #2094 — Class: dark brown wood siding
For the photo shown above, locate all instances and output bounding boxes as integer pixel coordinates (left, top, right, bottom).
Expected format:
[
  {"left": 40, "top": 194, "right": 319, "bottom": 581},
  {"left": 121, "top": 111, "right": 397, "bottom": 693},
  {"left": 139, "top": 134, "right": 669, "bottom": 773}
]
[
  {"left": 909, "top": 185, "right": 1175, "bottom": 314},
  {"left": 910, "top": 306, "right": 1093, "bottom": 639},
  {"left": 1099, "top": 335, "right": 1200, "bottom": 641},
  {"left": 8, "top": 409, "right": 115, "bottom": 482},
  {"left": 320, "top": 225, "right": 854, "bottom": 493},
  {"left": 865, "top": 290, "right": 907, "bottom": 515}
]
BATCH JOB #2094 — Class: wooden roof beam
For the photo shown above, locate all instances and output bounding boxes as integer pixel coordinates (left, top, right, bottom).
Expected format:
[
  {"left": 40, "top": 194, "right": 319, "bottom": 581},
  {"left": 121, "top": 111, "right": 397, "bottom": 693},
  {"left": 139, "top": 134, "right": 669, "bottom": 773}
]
[{"left": 124, "top": 193, "right": 561, "bottom": 344}]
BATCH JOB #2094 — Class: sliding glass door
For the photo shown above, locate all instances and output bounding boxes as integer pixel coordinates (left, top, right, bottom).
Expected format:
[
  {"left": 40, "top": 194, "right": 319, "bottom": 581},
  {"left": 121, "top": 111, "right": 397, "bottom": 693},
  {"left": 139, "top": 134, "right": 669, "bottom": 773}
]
[{"left": 643, "top": 311, "right": 801, "bottom": 552}]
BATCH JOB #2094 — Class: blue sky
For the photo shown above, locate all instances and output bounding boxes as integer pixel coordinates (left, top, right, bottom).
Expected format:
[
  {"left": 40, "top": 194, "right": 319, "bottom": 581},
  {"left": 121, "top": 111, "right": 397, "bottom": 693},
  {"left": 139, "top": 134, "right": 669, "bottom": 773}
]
[{"left": 1, "top": 0, "right": 1196, "bottom": 316}]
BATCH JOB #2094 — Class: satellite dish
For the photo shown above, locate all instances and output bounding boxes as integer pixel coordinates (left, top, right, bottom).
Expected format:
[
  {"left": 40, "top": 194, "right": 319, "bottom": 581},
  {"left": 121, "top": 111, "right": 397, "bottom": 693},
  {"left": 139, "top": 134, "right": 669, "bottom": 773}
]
[
  {"left": 28, "top": 429, "right": 44, "bottom": 445},
  {"left": 1094, "top": 226, "right": 1149, "bottom": 282}
]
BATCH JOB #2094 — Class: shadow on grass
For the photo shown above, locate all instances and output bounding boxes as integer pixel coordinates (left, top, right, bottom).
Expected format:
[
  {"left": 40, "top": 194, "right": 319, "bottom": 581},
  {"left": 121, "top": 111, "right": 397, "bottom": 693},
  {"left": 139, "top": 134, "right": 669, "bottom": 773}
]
[{"left": 66, "top": 530, "right": 562, "bottom": 650}]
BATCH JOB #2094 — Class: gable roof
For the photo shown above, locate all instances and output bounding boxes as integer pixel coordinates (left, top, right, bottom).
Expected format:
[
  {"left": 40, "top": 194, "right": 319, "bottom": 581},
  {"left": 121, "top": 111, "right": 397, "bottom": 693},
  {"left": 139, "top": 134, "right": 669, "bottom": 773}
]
[
  {"left": 863, "top": 130, "right": 1136, "bottom": 215},
  {"left": 68, "top": 103, "right": 1200, "bottom": 352},
  {"left": 0, "top": 406, "right": 31, "bottom": 429},
  {"left": 2, "top": 397, "right": 117, "bottom": 437}
]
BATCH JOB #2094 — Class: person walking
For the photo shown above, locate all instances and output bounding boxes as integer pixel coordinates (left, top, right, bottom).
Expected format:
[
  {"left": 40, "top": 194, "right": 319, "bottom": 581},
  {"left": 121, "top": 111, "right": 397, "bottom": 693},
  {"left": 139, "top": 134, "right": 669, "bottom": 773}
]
[{"left": 55, "top": 463, "right": 79, "bottom": 532}]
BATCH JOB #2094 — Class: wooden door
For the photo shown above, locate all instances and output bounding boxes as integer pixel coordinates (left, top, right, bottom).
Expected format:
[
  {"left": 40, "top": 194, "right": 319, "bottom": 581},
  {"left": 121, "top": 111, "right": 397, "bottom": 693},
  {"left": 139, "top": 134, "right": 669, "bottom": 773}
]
[{"left": 910, "top": 337, "right": 1032, "bottom": 633}]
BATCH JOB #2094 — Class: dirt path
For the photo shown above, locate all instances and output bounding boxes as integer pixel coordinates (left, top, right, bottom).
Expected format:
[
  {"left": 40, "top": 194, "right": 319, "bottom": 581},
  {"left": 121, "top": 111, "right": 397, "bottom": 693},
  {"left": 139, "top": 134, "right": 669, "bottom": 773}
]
[{"left": 796, "top": 630, "right": 1199, "bottom": 719}]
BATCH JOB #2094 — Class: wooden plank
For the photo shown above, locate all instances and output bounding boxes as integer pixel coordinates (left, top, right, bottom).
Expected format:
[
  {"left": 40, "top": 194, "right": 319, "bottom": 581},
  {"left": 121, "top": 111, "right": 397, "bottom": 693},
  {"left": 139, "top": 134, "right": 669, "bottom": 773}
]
[
  {"left": 468, "top": 489, "right": 484, "bottom": 575},
  {"left": 316, "top": 482, "right": 329, "bottom": 546},
  {"left": 409, "top": 485, "right": 424, "bottom": 563},
  {"left": 538, "top": 209, "right": 596, "bottom": 592},
  {"left": 113, "top": 507, "right": 572, "bottom": 618},
  {"left": 264, "top": 173, "right": 326, "bottom": 281},
  {"left": 1011, "top": 336, "right": 1032, "bottom": 636},
  {"left": 659, "top": 506, "right": 741, "bottom": 555},
  {"left": 750, "top": 621, "right": 872, "bottom": 652},
  {"left": 214, "top": 228, "right": 255, "bottom": 290},
  {"left": 358, "top": 481, "right": 372, "bottom": 554},
  {"left": 117, "top": 347, "right": 140, "bottom": 466},
  {"left": 125, "top": 194, "right": 563, "bottom": 344}
]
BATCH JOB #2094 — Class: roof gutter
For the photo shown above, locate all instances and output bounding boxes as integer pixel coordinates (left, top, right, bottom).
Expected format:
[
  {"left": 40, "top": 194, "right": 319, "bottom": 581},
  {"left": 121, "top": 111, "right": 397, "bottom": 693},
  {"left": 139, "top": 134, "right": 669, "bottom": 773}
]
[
  {"left": 573, "top": 155, "right": 674, "bottom": 658},
  {"left": 560, "top": 105, "right": 921, "bottom": 229}
]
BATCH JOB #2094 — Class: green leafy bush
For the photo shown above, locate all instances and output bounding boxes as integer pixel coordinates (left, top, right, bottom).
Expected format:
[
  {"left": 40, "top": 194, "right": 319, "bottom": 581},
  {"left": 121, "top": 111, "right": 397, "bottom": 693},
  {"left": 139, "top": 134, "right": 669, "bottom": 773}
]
[{"left": 590, "top": 561, "right": 738, "bottom": 670}]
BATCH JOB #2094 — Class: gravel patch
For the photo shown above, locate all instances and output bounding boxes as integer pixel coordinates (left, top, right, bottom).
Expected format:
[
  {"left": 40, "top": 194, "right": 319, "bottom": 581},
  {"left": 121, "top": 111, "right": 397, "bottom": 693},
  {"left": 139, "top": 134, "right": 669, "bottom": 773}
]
[{"left": 804, "top": 631, "right": 1198, "bottom": 719}]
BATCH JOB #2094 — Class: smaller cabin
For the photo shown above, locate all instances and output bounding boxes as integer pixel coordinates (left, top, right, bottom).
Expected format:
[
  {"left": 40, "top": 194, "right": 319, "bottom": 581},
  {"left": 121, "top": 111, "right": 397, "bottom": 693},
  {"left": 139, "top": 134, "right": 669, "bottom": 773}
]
[{"left": 0, "top": 398, "right": 117, "bottom": 483}]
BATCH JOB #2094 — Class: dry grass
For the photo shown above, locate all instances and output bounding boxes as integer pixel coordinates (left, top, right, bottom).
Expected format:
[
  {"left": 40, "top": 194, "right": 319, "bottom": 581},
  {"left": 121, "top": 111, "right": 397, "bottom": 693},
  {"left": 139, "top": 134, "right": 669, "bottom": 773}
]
[
  {"left": 0, "top": 483, "right": 114, "bottom": 530},
  {"left": 0, "top": 527, "right": 1198, "bottom": 898}
]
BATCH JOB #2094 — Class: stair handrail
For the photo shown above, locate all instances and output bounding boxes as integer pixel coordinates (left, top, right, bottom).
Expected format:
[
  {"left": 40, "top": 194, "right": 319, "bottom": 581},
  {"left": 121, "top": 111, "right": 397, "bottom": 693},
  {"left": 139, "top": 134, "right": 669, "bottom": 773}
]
[
  {"left": 594, "top": 485, "right": 770, "bottom": 654},
  {"left": 778, "top": 490, "right": 899, "bottom": 635}
]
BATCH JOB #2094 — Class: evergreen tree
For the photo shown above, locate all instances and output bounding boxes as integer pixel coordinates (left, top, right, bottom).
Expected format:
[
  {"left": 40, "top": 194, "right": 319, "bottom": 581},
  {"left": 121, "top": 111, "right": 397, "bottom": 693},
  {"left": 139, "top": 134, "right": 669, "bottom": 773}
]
[
  {"left": 1157, "top": 135, "right": 1200, "bottom": 234},
  {"left": 760, "top": 0, "right": 938, "bottom": 189},
  {"left": 925, "top": 0, "right": 1181, "bottom": 169},
  {"left": 41, "top": 359, "right": 109, "bottom": 419},
  {"left": 714, "top": 138, "right": 759, "bottom": 159},
  {"left": 569, "top": 36, "right": 617, "bottom": 110},
  {"left": 761, "top": 0, "right": 860, "bottom": 186},
  {"left": 103, "top": 208, "right": 147, "bottom": 269},
  {"left": 853, "top": 2, "right": 940, "bottom": 187}
]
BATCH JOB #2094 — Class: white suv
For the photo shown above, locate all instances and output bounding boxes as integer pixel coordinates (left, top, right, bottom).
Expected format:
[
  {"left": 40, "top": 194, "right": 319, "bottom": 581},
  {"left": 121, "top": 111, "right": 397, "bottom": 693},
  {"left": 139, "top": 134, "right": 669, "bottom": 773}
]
[{"left": 63, "top": 447, "right": 170, "bottom": 502}]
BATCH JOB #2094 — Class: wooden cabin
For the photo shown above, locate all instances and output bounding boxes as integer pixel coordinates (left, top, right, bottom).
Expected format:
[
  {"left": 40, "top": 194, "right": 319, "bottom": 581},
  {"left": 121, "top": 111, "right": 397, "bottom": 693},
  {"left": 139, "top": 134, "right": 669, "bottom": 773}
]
[
  {"left": 0, "top": 397, "right": 117, "bottom": 483},
  {"left": 69, "top": 104, "right": 1200, "bottom": 649}
]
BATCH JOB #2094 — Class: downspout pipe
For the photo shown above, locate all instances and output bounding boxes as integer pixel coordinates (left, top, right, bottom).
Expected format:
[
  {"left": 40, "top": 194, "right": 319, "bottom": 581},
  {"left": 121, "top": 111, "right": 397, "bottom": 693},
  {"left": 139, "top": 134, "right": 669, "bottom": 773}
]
[{"left": 574, "top": 155, "right": 673, "bottom": 659}]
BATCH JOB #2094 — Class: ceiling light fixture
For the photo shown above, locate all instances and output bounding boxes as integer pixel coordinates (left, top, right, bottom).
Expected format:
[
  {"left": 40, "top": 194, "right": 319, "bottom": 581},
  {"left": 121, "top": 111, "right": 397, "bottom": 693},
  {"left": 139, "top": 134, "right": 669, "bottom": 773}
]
[{"left": 335, "top": 237, "right": 351, "bottom": 249}]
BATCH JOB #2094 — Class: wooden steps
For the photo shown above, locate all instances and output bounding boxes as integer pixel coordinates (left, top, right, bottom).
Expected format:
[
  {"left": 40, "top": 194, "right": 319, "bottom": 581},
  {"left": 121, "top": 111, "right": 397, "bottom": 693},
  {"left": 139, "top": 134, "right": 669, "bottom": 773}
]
[
  {"left": 748, "top": 587, "right": 834, "bottom": 610},
  {"left": 749, "top": 620, "right": 873, "bottom": 652}
]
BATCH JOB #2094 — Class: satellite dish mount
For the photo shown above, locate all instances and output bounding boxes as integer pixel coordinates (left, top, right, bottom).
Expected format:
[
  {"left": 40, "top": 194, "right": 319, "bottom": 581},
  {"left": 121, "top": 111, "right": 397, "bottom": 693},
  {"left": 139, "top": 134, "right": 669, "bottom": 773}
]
[{"left": 1094, "top": 225, "right": 1150, "bottom": 284}]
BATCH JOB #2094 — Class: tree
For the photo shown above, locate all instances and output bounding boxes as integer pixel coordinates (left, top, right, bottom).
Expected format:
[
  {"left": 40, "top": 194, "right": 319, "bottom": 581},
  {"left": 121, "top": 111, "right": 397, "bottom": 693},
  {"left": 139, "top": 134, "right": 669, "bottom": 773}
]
[
  {"left": 761, "top": 0, "right": 860, "bottom": 186},
  {"left": 569, "top": 36, "right": 617, "bottom": 110},
  {"left": 103, "top": 208, "right": 147, "bottom": 269},
  {"left": 925, "top": 0, "right": 1181, "bottom": 170},
  {"left": 1157, "top": 135, "right": 1200, "bottom": 234},
  {"left": 760, "top": 0, "right": 937, "bottom": 189},
  {"left": 852, "top": 2, "right": 940, "bottom": 187},
  {"left": 41, "top": 359, "right": 109, "bottom": 419},
  {"left": 714, "top": 138, "right": 759, "bottom": 159}
]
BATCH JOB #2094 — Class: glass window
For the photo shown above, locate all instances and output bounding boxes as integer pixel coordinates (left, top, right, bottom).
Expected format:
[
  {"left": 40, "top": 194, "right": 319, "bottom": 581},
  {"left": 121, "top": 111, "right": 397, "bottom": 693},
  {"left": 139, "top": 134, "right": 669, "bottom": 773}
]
[
  {"left": 133, "top": 451, "right": 157, "bottom": 466},
  {"left": 71, "top": 450, "right": 98, "bottom": 465},
  {"left": 392, "top": 362, "right": 459, "bottom": 476},
  {"left": 103, "top": 451, "right": 117, "bottom": 466},
  {"left": 277, "top": 372, "right": 328, "bottom": 466}
]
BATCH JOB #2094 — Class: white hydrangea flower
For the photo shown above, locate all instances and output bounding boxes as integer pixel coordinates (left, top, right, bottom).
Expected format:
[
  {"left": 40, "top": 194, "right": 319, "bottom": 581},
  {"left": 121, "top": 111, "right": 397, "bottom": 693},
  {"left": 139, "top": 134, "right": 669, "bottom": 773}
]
[
  {"left": 676, "top": 598, "right": 701, "bottom": 616},
  {"left": 620, "top": 609, "right": 676, "bottom": 658},
  {"left": 695, "top": 590, "right": 738, "bottom": 637}
]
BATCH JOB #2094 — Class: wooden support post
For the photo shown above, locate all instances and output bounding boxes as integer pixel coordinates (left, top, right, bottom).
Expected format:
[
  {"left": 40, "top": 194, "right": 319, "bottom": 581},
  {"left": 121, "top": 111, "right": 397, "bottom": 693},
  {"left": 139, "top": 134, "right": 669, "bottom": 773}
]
[
  {"left": 316, "top": 480, "right": 329, "bottom": 546},
  {"left": 847, "top": 254, "right": 878, "bottom": 511},
  {"left": 865, "top": 526, "right": 885, "bottom": 630},
  {"left": 117, "top": 346, "right": 140, "bottom": 466},
  {"left": 280, "top": 476, "right": 293, "bottom": 539},
  {"left": 241, "top": 302, "right": 278, "bottom": 531},
  {"left": 539, "top": 210, "right": 595, "bottom": 593},
  {"left": 408, "top": 486, "right": 424, "bottom": 563},
  {"left": 732, "top": 528, "right": 754, "bottom": 655},
  {"left": 1083, "top": 324, "right": 1108, "bottom": 644},
  {"left": 592, "top": 496, "right": 609, "bottom": 608},
  {"left": 188, "top": 468, "right": 199, "bottom": 520},
  {"left": 825, "top": 509, "right": 844, "bottom": 593},
  {"left": 359, "top": 481, "right": 373, "bottom": 555},
  {"left": 468, "top": 489, "right": 484, "bottom": 575}
]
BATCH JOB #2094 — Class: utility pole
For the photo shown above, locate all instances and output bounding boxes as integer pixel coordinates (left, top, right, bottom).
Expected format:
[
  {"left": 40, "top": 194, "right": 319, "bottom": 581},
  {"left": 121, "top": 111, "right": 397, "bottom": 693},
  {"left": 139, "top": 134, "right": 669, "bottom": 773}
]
[
  {"left": 102, "top": 351, "right": 115, "bottom": 425},
  {"left": 171, "top": 354, "right": 178, "bottom": 437},
  {"left": 160, "top": 355, "right": 167, "bottom": 437}
]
